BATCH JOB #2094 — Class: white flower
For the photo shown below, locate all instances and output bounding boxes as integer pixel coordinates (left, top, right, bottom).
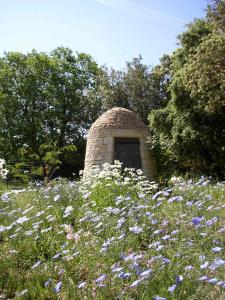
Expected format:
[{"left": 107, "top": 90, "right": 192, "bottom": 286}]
[
  {"left": 0, "top": 158, "right": 8, "bottom": 179},
  {"left": 41, "top": 227, "right": 52, "bottom": 233},
  {"left": 31, "top": 260, "right": 42, "bottom": 269},
  {"left": 1, "top": 168, "right": 9, "bottom": 178},
  {"left": 78, "top": 282, "right": 86, "bottom": 288},
  {"left": 64, "top": 224, "right": 73, "bottom": 233},
  {"left": 63, "top": 206, "right": 74, "bottom": 217},
  {"left": 54, "top": 195, "right": 60, "bottom": 201},
  {"left": 16, "top": 289, "right": 28, "bottom": 297}
]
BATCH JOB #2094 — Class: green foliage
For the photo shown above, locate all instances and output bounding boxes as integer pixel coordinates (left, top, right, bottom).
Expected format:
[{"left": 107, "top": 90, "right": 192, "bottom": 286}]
[
  {"left": 98, "top": 55, "right": 170, "bottom": 124},
  {"left": 149, "top": 0, "right": 225, "bottom": 179},
  {"left": 207, "top": 0, "right": 225, "bottom": 33},
  {"left": 0, "top": 1, "right": 224, "bottom": 181},
  {"left": 0, "top": 166, "right": 224, "bottom": 299},
  {"left": 0, "top": 47, "right": 101, "bottom": 181}
]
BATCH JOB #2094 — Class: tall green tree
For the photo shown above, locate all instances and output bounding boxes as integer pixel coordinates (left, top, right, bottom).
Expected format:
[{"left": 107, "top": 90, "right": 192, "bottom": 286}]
[
  {"left": 0, "top": 47, "right": 101, "bottom": 181},
  {"left": 149, "top": 0, "right": 225, "bottom": 178},
  {"left": 98, "top": 56, "right": 170, "bottom": 124}
]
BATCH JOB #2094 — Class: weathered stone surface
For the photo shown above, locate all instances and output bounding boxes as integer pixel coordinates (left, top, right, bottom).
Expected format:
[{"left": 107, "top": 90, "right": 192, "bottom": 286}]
[{"left": 84, "top": 107, "right": 156, "bottom": 180}]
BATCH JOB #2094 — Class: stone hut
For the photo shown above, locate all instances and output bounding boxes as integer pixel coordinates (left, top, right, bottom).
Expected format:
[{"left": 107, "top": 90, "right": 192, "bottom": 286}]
[{"left": 84, "top": 107, "right": 156, "bottom": 180}]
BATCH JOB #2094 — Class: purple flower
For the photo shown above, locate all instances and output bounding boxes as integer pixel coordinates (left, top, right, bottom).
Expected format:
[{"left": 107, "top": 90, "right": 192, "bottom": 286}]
[
  {"left": 199, "top": 275, "right": 208, "bottom": 281},
  {"left": 168, "top": 196, "right": 183, "bottom": 203},
  {"left": 129, "top": 226, "right": 143, "bottom": 234},
  {"left": 136, "top": 205, "right": 148, "bottom": 209},
  {"left": 205, "top": 217, "right": 218, "bottom": 226},
  {"left": 175, "top": 275, "right": 183, "bottom": 285},
  {"left": 168, "top": 284, "right": 177, "bottom": 293},
  {"left": 210, "top": 258, "right": 225, "bottom": 270},
  {"left": 212, "top": 247, "right": 222, "bottom": 253},
  {"left": 200, "top": 261, "right": 209, "bottom": 269},
  {"left": 185, "top": 265, "right": 194, "bottom": 271},
  {"left": 192, "top": 216, "right": 203, "bottom": 226},
  {"left": 16, "top": 216, "right": 29, "bottom": 224},
  {"left": 140, "top": 269, "right": 152, "bottom": 278},
  {"left": 171, "top": 230, "right": 179, "bottom": 235},
  {"left": 213, "top": 239, "right": 220, "bottom": 245},
  {"left": 129, "top": 278, "right": 145, "bottom": 287},
  {"left": 95, "top": 274, "right": 107, "bottom": 283},
  {"left": 153, "top": 229, "right": 164, "bottom": 235},
  {"left": 218, "top": 226, "right": 225, "bottom": 233},
  {"left": 162, "top": 235, "right": 170, "bottom": 240},
  {"left": 44, "top": 278, "right": 52, "bottom": 287},
  {"left": 0, "top": 226, "right": 5, "bottom": 232},
  {"left": 151, "top": 219, "right": 158, "bottom": 225},
  {"left": 153, "top": 296, "right": 167, "bottom": 300},
  {"left": 152, "top": 191, "right": 164, "bottom": 200},
  {"left": 161, "top": 220, "right": 168, "bottom": 226},
  {"left": 53, "top": 281, "right": 62, "bottom": 293},
  {"left": 111, "top": 266, "right": 124, "bottom": 273},
  {"left": 146, "top": 212, "right": 153, "bottom": 218},
  {"left": 199, "top": 255, "right": 206, "bottom": 261},
  {"left": 118, "top": 272, "right": 131, "bottom": 279},
  {"left": 117, "top": 218, "right": 125, "bottom": 229},
  {"left": 123, "top": 253, "right": 135, "bottom": 261},
  {"left": 162, "top": 258, "right": 171, "bottom": 264},
  {"left": 132, "top": 261, "right": 143, "bottom": 275},
  {"left": 217, "top": 281, "right": 225, "bottom": 286},
  {"left": 208, "top": 278, "right": 218, "bottom": 284}
]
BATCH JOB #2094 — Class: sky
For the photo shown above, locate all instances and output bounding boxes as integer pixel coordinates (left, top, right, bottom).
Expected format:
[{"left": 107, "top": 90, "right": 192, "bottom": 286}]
[{"left": 0, "top": 0, "right": 209, "bottom": 69}]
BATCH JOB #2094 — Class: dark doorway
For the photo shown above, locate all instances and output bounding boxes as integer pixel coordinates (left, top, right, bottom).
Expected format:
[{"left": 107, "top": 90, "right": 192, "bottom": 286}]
[{"left": 114, "top": 138, "right": 142, "bottom": 170}]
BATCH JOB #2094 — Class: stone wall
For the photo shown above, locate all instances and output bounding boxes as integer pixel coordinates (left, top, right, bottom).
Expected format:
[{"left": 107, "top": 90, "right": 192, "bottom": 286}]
[{"left": 84, "top": 107, "right": 156, "bottom": 180}]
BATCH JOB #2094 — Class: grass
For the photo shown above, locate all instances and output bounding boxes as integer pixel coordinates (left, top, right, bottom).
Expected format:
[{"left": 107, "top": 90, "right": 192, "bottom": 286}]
[
  {"left": 0, "top": 165, "right": 224, "bottom": 299},
  {"left": 0, "top": 181, "right": 26, "bottom": 195}
]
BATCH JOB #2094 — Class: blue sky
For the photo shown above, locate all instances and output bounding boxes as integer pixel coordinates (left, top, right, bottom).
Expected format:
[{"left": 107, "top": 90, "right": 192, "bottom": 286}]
[{"left": 0, "top": 0, "right": 209, "bottom": 69}]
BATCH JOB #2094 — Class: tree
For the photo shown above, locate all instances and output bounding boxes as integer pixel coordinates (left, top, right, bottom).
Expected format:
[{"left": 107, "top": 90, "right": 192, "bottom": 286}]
[
  {"left": 0, "top": 47, "right": 101, "bottom": 181},
  {"left": 98, "top": 56, "right": 171, "bottom": 124},
  {"left": 149, "top": 0, "right": 225, "bottom": 178},
  {"left": 207, "top": 0, "right": 225, "bottom": 33}
]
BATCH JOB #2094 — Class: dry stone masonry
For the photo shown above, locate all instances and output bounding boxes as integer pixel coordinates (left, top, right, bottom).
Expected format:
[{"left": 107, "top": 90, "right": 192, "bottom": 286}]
[{"left": 84, "top": 107, "right": 156, "bottom": 180}]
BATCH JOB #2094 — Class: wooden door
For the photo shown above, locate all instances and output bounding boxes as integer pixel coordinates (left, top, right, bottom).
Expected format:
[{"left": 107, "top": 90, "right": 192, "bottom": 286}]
[{"left": 114, "top": 138, "right": 142, "bottom": 170}]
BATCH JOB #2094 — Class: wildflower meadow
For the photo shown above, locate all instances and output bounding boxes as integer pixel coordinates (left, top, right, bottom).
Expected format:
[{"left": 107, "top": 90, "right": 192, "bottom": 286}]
[{"left": 0, "top": 162, "right": 224, "bottom": 299}]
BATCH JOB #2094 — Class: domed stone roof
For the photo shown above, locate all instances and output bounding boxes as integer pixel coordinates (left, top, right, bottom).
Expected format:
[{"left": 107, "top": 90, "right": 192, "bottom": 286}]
[
  {"left": 84, "top": 107, "right": 156, "bottom": 180},
  {"left": 88, "top": 107, "right": 147, "bottom": 135}
]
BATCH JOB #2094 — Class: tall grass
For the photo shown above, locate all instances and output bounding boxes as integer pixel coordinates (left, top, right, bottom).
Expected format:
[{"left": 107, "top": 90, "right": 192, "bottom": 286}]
[{"left": 0, "top": 164, "right": 224, "bottom": 299}]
